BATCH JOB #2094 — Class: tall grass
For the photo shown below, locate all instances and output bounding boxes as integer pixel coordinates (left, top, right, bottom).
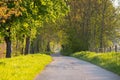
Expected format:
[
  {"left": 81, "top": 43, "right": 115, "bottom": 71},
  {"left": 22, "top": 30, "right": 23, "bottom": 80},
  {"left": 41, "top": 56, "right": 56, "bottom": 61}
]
[
  {"left": 71, "top": 51, "right": 120, "bottom": 75},
  {"left": 0, "top": 54, "right": 52, "bottom": 80}
]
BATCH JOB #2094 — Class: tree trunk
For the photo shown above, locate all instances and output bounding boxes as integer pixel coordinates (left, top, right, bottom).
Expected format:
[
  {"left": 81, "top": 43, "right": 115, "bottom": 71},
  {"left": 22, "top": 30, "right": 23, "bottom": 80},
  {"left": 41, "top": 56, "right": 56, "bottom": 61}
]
[
  {"left": 47, "top": 42, "right": 50, "bottom": 52},
  {"left": 100, "top": 0, "right": 107, "bottom": 52},
  {"left": 115, "top": 45, "right": 117, "bottom": 52},
  {"left": 31, "top": 43, "right": 35, "bottom": 53},
  {"left": 4, "top": 36, "right": 12, "bottom": 58},
  {"left": 24, "top": 37, "right": 30, "bottom": 55}
]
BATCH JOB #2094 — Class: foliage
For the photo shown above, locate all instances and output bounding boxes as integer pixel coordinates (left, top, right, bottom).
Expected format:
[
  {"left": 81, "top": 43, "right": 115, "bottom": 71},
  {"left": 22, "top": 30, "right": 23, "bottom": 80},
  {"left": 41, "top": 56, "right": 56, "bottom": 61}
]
[
  {"left": 71, "top": 51, "right": 120, "bottom": 75},
  {"left": 0, "top": 53, "right": 52, "bottom": 80},
  {"left": 0, "top": 0, "right": 23, "bottom": 39},
  {"left": 59, "top": 0, "right": 120, "bottom": 54},
  {"left": 0, "top": 0, "right": 22, "bottom": 24},
  {"left": 0, "top": 0, "right": 25, "bottom": 57},
  {"left": 0, "top": 0, "right": 69, "bottom": 57},
  {"left": 30, "top": 17, "right": 69, "bottom": 53}
]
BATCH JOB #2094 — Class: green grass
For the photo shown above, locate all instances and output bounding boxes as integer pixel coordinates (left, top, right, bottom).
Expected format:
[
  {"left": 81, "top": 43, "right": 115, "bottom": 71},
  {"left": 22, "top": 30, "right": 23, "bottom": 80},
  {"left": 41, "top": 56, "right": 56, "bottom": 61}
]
[
  {"left": 0, "top": 53, "right": 52, "bottom": 80},
  {"left": 71, "top": 51, "right": 120, "bottom": 75}
]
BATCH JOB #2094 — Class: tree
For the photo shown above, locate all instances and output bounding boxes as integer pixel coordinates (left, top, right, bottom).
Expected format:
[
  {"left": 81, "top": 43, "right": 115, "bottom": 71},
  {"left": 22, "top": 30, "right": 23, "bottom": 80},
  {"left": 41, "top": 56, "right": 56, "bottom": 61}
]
[
  {"left": 0, "top": 0, "right": 23, "bottom": 58},
  {"left": 27, "top": 0, "right": 69, "bottom": 53},
  {"left": 58, "top": 0, "right": 120, "bottom": 54},
  {"left": 0, "top": 0, "right": 69, "bottom": 57}
]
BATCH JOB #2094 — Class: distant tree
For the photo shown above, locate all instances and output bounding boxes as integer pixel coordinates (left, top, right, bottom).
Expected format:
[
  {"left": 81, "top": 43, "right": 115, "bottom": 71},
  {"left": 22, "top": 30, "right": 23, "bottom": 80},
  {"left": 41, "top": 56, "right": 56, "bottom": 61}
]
[{"left": 59, "top": 0, "right": 120, "bottom": 53}]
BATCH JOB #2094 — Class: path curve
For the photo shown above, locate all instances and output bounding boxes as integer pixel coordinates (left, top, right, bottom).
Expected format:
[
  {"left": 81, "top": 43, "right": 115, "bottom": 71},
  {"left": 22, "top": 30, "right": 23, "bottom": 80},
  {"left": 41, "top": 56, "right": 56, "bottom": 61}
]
[{"left": 35, "top": 54, "right": 120, "bottom": 80}]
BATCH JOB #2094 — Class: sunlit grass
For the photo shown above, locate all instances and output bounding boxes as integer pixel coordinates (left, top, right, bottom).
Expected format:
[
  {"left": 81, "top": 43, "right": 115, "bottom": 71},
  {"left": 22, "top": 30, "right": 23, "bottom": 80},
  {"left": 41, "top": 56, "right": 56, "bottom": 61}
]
[
  {"left": 71, "top": 51, "right": 120, "bottom": 75},
  {"left": 0, "top": 53, "right": 52, "bottom": 80}
]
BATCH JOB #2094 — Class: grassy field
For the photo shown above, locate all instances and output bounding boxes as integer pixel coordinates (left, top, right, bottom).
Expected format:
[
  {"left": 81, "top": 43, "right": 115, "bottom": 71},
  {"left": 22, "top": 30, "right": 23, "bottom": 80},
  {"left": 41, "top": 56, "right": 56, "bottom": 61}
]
[
  {"left": 0, "top": 53, "right": 52, "bottom": 80},
  {"left": 71, "top": 51, "right": 120, "bottom": 75}
]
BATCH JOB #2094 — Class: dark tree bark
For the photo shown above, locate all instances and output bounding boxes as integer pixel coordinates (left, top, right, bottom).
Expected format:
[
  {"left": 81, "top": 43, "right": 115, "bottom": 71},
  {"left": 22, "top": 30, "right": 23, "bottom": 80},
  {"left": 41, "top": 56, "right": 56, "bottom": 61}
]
[
  {"left": 47, "top": 42, "right": 50, "bottom": 52},
  {"left": 24, "top": 36, "right": 30, "bottom": 55},
  {"left": 4, "top": 35, "right": 12, "bottom": 58},
  {"left": 31, "top": 43, "right": 35, "bottom": 53},
  {"left": 115, "top": 45, "right": 117, "bottom": 52},
  {"left": 4, "top": 26, "right": 12, "bottom": 58}
]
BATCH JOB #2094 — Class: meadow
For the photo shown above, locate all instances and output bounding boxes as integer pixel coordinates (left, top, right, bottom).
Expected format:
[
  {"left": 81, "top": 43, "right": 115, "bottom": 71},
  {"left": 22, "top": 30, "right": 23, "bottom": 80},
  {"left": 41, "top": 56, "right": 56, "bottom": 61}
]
[
  {"left": 71, "top": 51, "right": 120, "bottom": 75},
  {"left": 0, "top": 54, "right": 52, "bottom": 80}
]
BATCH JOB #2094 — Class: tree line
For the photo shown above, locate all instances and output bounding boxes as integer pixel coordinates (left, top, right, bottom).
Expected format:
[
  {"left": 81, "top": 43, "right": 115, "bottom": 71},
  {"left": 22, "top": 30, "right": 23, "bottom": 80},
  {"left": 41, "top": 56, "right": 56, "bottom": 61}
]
[
  {"left": 32, "top": 0, "right": 120, "bottom": 55},
  {"left": 0, "top": 0, "right": 120, "bottom": 58},
  {"left": 60, "top": 0, "right": 120, "bottom": 54},
  {"left": 0, "top": 0, "right": 69, "bottom": 58}
]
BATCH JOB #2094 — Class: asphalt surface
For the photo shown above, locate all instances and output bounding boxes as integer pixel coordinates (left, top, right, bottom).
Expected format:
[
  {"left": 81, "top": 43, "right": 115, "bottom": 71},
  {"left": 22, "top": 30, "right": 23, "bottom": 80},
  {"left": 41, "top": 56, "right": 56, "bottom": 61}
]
[{"left": 35, "top": 54, "right": 120, "bottom": 80}]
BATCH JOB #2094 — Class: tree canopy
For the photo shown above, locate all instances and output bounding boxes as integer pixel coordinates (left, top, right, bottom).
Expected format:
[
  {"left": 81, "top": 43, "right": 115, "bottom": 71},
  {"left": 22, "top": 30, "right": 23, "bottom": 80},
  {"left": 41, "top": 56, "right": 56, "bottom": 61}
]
[{"left": 0, "top": 0, "right": 69, "bottom": 58}]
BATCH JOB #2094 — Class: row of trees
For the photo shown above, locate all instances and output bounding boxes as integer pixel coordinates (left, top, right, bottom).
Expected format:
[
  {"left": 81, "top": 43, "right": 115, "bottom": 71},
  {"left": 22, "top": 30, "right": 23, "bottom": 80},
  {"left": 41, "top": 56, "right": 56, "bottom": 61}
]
[
  {"left": 27, "top": 0, "right": 120, "bottom": 54},
  {"left": 32, "top": 0, "right": 120, "bottom": 55},
  {"left": 0, "top": 0, "right": 69, "bottom": 58},
  {"left": 0, "top": 0, "right": 120, "bottom": 58},
  {"left": 61, "top": 0, "right": 120, "bottom": 54}
]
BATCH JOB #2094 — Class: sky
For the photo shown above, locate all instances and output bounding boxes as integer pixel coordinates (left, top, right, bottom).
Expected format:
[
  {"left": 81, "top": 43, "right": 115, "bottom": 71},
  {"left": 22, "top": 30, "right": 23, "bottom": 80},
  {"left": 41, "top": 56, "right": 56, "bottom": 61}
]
[{"left": 113, "top": 0, "right": 119, "bottom": 7}]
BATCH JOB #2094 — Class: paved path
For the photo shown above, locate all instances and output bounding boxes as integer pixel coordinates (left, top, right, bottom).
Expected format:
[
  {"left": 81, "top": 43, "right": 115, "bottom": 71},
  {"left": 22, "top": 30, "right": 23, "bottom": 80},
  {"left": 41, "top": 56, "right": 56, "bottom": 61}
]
[{"left": 35, "top": 54, "right": 120, "bottom": 80}]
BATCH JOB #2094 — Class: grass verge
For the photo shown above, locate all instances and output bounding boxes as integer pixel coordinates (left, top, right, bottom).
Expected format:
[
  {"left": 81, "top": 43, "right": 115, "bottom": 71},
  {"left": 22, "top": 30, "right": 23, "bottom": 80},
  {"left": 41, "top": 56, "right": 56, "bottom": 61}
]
[
  {"left": 71, "top": 51, "right": 120, "bottom": 75},
  {"left": 0, "top": 53, "right": 52, "bottom": 80}
]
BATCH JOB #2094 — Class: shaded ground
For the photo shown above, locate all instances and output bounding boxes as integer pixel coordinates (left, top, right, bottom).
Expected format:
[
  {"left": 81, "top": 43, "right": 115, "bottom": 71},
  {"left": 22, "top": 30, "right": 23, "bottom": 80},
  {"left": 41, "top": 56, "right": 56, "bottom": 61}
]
[{"left": 35, "top": 54, "right": 120, "bottom": 80}]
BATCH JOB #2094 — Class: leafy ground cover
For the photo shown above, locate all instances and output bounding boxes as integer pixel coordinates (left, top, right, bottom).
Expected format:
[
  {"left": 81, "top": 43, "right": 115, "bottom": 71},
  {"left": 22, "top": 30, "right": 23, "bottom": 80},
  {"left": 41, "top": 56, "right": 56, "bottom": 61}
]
[
  {"left": 71, "top": 51, "right": 120, "bottom": 75},
  {"left": 0, "top": 54, "right": 52, "bottom": 80}
]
